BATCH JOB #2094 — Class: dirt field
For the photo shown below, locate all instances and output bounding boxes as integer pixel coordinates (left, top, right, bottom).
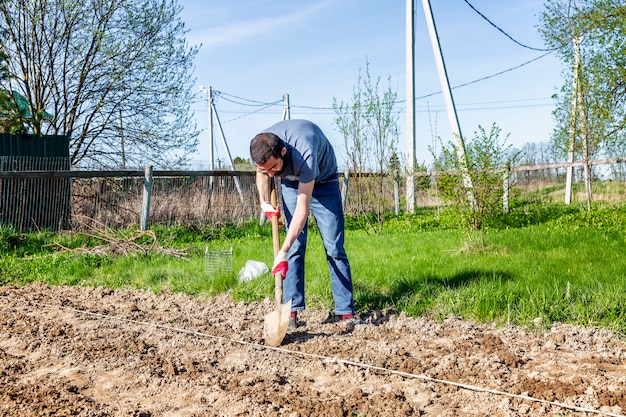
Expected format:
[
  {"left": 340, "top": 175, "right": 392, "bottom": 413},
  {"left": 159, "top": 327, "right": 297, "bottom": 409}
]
[{"left": 1, "top": 283, "right": 625, "bottom": 417}]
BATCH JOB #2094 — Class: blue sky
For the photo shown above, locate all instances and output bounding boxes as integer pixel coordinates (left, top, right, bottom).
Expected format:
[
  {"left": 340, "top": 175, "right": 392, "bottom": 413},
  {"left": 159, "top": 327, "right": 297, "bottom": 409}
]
[{"left": 179, "top": 0, "right": 564, "bottom": 169}]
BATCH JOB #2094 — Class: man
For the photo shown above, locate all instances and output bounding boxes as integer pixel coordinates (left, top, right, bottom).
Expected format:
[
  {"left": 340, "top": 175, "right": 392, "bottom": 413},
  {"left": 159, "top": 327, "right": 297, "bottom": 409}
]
[{"left": 250, "top": 119, "right": 355, "bottom": 330}]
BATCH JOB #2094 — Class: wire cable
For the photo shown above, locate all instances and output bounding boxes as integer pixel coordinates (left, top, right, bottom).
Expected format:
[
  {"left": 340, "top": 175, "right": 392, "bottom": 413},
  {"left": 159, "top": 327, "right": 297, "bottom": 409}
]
[
  {"left": 416, "top": 51, "right": 554, "bottom": 100},
  {"left": 206, "top": 45, "right": 555, "bottom": 114},
  {"left": 221, "top": 102, "right": 280, "bottom": 124},
  {"left": 213, "top": 90, "right": 283, "bottom": 107},
  {"left": 201, "top": 50, "right": 554, "bottom": 118},
  {"left": 199, "top": 5, "right": 556, "bottom": 120},
  {"left": 462, "top": 0, "right": 555, "bottom": 52},
  {"left": 297, "top": 52, "right": 555, "bottom": 110},
  {"left": 210, "top": 91, "right": 283, "bottom": 123}
]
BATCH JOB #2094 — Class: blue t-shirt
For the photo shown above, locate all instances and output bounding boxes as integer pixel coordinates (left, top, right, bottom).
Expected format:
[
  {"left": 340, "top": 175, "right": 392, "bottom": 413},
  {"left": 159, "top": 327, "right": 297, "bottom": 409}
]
[{"left": 262, "top": 119, "right": 338, "bottom": 183}]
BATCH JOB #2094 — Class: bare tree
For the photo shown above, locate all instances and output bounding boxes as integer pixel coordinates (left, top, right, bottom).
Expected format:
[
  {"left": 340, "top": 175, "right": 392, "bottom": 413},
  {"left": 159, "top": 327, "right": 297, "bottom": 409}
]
[
  {"left": 0, "top": 0, "right": 24, "bottom": 134},
  {"left": 0, "top": 0, "right": 199, "bottom": 168},
  {"left": 333, "top": 59, "right": 400, "bottom": 233}
]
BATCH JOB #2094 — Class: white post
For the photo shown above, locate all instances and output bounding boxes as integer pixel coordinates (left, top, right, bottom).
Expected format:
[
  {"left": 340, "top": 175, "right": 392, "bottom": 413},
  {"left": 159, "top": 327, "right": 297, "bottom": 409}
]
[
  {"left": 341, "top": 168, "right": 349, "bottom": 211},
  {"left": 405, "top": 0, "right": 417, "bottom": 214},
  {"left": 565, "top": 37, "right": 582, "bottom": 205},
  {"left": 282, "top": 94, "right": 291, "bottom": 120},
  {"left": 421, "top": 0, "right": 474, "bottom": 204},
  {"left": 208, "top": 86, "right": 215, "bottom": 173},
  {"left": 503, "top": 166, "right": 510, "bottom": 214},
  {"left": 394, "top": 178, "right": 400, "bottom": 216},
  {"left": 200, "top": 85, "right": 215, "bottom": 192},
  {"left": 140, "top": 164, "right": 153, "bottom": 231},
  {"left": 211, "top": 99, "right": 244, "bottom": 204}
]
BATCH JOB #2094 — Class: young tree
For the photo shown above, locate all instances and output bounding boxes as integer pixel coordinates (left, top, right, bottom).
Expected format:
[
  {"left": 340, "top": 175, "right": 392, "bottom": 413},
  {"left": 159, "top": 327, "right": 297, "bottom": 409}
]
[
  {"left": 432, "top": 124, "right": 519, "bottom": 246},
  {"left": 333, "top": 60, "right": 400, "bottom": 233},
  {"left": 0, "top": 0, "right": 199, "bottom": 168},
  {"left": 539, "top": 0, "right": 626, "bottom": 209}
]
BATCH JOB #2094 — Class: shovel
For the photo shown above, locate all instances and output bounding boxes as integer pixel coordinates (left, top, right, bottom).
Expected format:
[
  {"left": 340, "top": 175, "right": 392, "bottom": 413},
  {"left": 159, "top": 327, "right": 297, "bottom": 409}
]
[{"left": 263, "top": 178, "right": 292, "bottom": 347}]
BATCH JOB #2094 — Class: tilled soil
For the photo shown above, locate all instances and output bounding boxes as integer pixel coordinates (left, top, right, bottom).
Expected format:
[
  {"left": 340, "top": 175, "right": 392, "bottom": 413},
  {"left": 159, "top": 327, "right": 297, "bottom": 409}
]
[{"left": 0, "top": 283, "right": 625, "bottom": 417}]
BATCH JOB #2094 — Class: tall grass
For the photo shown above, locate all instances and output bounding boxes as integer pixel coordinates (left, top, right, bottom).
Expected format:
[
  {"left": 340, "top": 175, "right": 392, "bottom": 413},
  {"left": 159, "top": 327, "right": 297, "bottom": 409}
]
[{"left": 1, "top": 200, "right": 626, "bottom": 334}]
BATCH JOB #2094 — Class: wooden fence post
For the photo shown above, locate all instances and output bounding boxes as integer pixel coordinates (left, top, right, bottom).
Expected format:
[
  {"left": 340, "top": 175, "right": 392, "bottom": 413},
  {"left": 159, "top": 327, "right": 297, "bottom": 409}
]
[
  {"left": 503, "top": 164, "right": 510, "bottom": 214},
  {"left": 341, "top": 168, "right": 349, "bottom": 211},
  {"left": 394, "top": 178, "right": 400, "bottom": 216},
  {"left": 141, "top": 164, "right": 153, "bottom": 231}
]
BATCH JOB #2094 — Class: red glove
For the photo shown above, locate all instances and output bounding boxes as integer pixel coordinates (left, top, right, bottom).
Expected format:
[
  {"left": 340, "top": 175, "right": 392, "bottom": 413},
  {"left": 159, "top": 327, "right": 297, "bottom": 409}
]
[
  {"left": 261, "top": 201, "right": 280, "bottom": 221},
  {"left": 272, "top": 250, "right": 288, "bottom": 279}
]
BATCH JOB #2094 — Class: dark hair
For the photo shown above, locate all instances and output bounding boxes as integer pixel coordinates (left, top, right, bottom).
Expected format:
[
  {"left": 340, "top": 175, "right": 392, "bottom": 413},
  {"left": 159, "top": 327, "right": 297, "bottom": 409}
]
[{"left": 250, "top": 132, "right": 284, "bottom": 165}]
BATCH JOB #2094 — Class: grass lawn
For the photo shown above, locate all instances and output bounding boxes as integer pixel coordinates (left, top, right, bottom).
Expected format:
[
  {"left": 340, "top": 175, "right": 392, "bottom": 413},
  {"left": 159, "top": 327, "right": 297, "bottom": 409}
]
[{"left": 1, "top": 201, "right": 625, "bottom": 335}]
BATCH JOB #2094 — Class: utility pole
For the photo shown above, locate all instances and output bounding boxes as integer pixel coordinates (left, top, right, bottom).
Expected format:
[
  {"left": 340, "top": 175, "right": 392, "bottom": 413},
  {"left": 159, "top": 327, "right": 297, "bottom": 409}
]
[
  {"left": 405, "top": 0, "right": 417, "bottom": 214},
  {"left": 282, "top": 94, "right": 291, "bottom": 120},
  {"left": 200, "top": 85, "right": 244, "bottom": 203},
  {"left": 565, "top": 36, "right": 582, "bottom": 205},
  {"left": 199, "top": 86, "right": 215, "bottom": 171},
  {"left": 421, "top": 0, "right": 474, "bottom": 204},
  {"left": 210, "top": 97, "right": 244, "bottom": 203},
  {"left": 200, "top": 85, "right": 215, "bottom": 190}
]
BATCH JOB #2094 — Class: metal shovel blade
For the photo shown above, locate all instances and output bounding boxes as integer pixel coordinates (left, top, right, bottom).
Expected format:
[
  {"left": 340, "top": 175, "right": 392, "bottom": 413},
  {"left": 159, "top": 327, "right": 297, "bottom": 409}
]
[{"left": 263, "top": 296, "right": 292, "bottom": 347}]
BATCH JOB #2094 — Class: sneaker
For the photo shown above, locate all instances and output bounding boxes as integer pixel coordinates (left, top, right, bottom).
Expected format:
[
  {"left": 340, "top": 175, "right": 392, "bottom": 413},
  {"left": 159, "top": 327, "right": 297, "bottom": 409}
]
[
  {"left": 323, "top": 313, "right": 359, "bottom": 324},
  {"left": 287, "top": 311, "right": 298, "bottom": 331},
  {"left": 341, "top": 313, "right": 365, "bottom": 325}
]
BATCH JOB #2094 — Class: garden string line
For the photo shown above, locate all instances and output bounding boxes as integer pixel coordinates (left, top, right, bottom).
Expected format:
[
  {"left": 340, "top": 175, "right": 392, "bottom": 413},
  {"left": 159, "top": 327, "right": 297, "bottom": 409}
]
[{"left": 2, "top": 295, "right": 624, "bottom": 417}]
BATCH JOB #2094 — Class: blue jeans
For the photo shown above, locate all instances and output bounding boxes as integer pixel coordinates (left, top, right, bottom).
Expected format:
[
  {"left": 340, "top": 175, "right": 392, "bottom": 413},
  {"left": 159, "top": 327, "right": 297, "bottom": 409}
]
[{"left": 280, "top": 176, "right": 354, "bottom": 316}]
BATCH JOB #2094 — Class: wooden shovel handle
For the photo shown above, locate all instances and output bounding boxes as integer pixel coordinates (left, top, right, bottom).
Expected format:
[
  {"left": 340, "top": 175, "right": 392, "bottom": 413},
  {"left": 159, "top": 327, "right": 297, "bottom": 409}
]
[
  {"left": 269, "top": 177, "right": 283, "bottom": 305},
  {"left": 270, "top": 177, "right": 281, "bottom": 258}
]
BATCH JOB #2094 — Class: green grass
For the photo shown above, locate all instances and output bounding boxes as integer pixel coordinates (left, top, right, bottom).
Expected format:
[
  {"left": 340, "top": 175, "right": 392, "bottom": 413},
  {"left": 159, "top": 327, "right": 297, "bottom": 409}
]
[{"left": 1, "top": 200, "right": 626, "bottom": 335}]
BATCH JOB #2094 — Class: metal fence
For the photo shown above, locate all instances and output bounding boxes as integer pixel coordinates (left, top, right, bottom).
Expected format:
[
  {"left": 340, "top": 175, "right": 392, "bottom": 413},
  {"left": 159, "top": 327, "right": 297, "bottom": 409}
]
[
  {"left": 0, "top": 159, "right": 260, "bottom": 231},
  {"left": 0, "top": 164, "right": 426, "bottom": 232},
  {"left": 1, "top": 157, "right": 625, "bottom": 232},
  {"left": 70, "top": 170, "right": 260, "bottom": 231},
  {"left": 0, "top": 156, "right": 71, "bottom": 231}
]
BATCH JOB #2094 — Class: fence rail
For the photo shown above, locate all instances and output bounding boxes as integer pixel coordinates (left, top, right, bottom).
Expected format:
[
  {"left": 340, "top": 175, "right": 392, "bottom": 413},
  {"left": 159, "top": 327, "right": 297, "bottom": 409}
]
[
  {"left": 2, "top": 157, "right": 625, "bottom": 180},
  {"left": 512, "top": 157, "right": 626, "bottom": 172},
  {"left": 0, "top": 169, "right": 256, "bottom": 179},
  {"left": 1, "top": 157, "right": 625, "bottom": 232}
]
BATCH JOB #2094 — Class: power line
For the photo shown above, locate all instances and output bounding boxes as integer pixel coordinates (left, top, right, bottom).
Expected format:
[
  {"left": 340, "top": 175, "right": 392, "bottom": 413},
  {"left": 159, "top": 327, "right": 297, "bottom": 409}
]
[
  {"left": 192, "top": 96, "right": 553, "bottom": 118},
  {"left": 213, "top": 90, "right": 282, "bottom": 107},
  {"left": 290, "top": 104, "right": 335, "bottom": 111},
  {"left": 462, "top": 0, "right": 555, "bottom": 52},
  {"left": 416, "top": 52, "right": 554, "bottom": 100},
  {"left": 200, "top": 52, "right": 554, "bottom": 115},
  {"left": 209, "top": 90, "right": 283, "bottom": 124},
  {"left": 193, "top": 4, "right": 559, "bottom": 133},
  {"left": 221, "top": 102, "right": 280, "bottom": 124}
]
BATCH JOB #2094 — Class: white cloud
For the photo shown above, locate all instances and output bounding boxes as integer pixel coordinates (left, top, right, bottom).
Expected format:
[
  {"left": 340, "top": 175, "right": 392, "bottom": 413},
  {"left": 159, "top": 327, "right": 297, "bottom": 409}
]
[{"left": 191, "top": 0, "right": 336, "bottom": 49}]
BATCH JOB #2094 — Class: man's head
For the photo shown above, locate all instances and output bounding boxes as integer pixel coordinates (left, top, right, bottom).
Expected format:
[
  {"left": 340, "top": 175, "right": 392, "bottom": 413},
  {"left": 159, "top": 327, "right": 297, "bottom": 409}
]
[{"left": 250, "top": 132, "right": 286, "bottom": 176}]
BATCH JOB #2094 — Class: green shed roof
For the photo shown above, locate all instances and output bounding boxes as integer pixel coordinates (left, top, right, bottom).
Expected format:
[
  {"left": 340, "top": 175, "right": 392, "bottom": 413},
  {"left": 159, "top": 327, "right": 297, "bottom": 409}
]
[{"left": 7, "top": 90, "right": 53, "bottom": 120}]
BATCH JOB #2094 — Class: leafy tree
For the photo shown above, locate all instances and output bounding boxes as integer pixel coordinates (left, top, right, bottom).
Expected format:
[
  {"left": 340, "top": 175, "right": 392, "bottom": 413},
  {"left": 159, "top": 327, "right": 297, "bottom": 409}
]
[
  {"left": 432, "top": 124, "right": 519, "bottom": 246},
  {"left": 0, "top": 0, "right": 24, "bottom": 134},
  {"left": 539, "top": 0, "right": 626, "bottom": 209},
  {"left": 333, "top": 59, "right": 400, "bottom": 233},
  {"left": 233, "top": 156, "right": 253, "bottom": 171},
  {"left": 0, "top": 90, "right": 28, "bottom": 134},
  {"left": 0, "top": 0, "right": 199, "bottom": 167},
  {"left": 0, "top": 38, "right": 13, "bottom": 133}
]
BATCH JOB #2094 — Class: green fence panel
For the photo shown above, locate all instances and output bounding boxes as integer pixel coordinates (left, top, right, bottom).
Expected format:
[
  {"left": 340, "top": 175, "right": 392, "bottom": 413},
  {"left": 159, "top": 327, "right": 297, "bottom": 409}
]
[{"left": 0, "top": 134, "right": 70, "bottom": 231}]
